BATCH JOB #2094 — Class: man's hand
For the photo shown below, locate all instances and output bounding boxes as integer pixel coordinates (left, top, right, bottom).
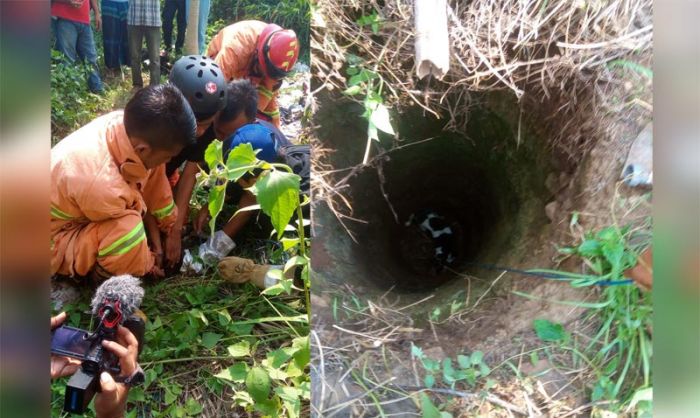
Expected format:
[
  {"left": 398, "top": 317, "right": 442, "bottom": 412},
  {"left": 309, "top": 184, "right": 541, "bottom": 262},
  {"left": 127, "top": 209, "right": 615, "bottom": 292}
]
[
  {"left": 94, "top": 13, "right": 102, "bottom": 31},
  {"left": 50, "top": 312, "right": 82, "bottom": 379},
  {"left": 193, "top": 208, "right": 210, "bottom": 236},
  {"left": 164, "top": 230, "right": 182, "bottom": 268},
  {"left": 94, "top": 326, "right": 139, "bottom": 418}
]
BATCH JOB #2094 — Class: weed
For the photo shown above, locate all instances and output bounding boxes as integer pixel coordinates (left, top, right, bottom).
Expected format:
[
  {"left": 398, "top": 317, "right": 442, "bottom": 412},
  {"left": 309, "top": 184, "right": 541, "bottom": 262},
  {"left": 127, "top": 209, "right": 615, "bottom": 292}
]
[
  {"left": 342, "top": 54, "right": 396, "bottom": 164},
  {"left": 524, "top": 221, "right": 652, "bottom": 415}
]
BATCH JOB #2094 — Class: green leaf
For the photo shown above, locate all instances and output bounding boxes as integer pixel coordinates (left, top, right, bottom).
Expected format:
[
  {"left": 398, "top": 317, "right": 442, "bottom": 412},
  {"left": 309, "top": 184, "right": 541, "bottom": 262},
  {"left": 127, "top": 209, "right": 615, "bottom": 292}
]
[
  {"left": 343, "top": 85, "right": 362, "bottom": 96},
  {"left": 470, "top": 351, "right": 484, "bottom": 365},
  {"left": 281, "top": 237, "right": 300, "bottom": 251},
  {"left": 255, "top": 170, "right": 301, "bottom": 239},
  {"left": 215, "top": 362, "right": 249, "bottom": 383},
  {"left": 420, "top": 393, "right": 442, "bottom": 418},
  {"left": 204, "top": 140, "right": 223, "bottom": 169},
  {"left": 533, "top": 319, "right": 567, "bottom": 342},
  {"left": 457, "top": 355, "right": 471, "bottom": 369},
  {"left": 370, "top": 102, "right": 394, "bottom": 135},
  {"left": 184, "top": 398, "right": 203, "bottom": 415},
  {"left": 217, "top": 309, "right": 232, "bottom": 326},
  {"left": 411, "top": 343, "right": 425, "bottom": 359},
  {"left": 227, "top": 340, "right": 251, "bottom": 357},
  {"left": 225, "top": 142, "right": 259, "bottom": 181},
  {"left": 292, "top": 336, "right": 310, "bottom": 369},
  {"left": 207, "top": 184, "right": 226, "bottom": 234},
  {"left": 424, "top": 374, "right": 435, "bottom": 388},
  {"left": 480, "top": 362, "right": 491, "bottom": 376},
  {"left": 578, "top": 239, "right": 601, "bottom": 257},
  {"left": 442, "top": 358, "right": 456, "bottom": 385},
  {"left": 246, "top": 366, "right": 272, "bottom": 403},
  {"left": 201, "top": 332, "right": 222, "bottom": 350}
]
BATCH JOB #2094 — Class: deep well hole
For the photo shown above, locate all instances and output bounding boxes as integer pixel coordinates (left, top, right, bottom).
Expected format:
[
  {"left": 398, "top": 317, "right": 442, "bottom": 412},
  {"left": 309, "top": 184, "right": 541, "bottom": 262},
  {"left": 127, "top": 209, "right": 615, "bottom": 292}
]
[{"left": 315, "top": 97, "right": 556, "bottom": 314}]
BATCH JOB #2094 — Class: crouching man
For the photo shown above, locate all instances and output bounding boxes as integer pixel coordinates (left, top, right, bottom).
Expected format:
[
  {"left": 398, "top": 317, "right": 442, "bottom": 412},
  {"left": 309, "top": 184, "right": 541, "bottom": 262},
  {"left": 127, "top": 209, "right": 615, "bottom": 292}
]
[{"left": 51, "top": 84, "right": 196, "bottom": 282}]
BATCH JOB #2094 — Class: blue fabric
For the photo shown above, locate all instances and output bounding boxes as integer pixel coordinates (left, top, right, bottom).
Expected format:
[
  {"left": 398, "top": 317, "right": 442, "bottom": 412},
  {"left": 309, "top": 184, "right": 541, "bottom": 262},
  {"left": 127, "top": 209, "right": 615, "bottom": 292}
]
[
  {"left": 198, "top": 0, "right": 210, "bottom": 54},
  {"left": 52, "top": 17, "right": 104, "bottom": 93},
  {"left": 224, "top": 123, "right": 279, "bottom": 163},
  {"left": 101, "top": 0, "right": 130, "bottom": 69}
]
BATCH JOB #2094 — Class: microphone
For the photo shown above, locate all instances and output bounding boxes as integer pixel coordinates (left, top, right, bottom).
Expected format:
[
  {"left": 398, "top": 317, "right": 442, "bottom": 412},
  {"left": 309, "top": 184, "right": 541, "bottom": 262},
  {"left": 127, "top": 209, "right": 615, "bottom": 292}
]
[
  {"left": 61, "top": 275, "right": 146, "bottom": 414},
  {"left": 90, "top": 275, "right": 145, "bottom": 326}
]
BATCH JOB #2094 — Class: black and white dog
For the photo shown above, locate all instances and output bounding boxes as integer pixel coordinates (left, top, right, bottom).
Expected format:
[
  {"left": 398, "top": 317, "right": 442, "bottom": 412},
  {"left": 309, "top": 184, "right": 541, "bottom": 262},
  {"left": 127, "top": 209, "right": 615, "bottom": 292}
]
[{"left": 404, "top": 209, "right": 459, "bottom": 273}]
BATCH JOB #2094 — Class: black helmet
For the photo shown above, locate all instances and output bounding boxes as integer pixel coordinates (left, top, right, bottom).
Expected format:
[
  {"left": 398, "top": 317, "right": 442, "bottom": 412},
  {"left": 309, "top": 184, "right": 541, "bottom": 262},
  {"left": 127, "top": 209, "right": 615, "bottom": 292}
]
[{"left": 169, "top": 55, "right": 227, "bottom": 119}]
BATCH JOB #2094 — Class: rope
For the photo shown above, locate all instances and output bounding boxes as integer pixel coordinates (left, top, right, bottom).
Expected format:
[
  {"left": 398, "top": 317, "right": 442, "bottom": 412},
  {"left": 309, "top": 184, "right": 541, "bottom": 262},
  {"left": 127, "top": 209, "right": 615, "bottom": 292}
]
[{"left": 459, "top": 262, "right": 634, "bottom": 286}]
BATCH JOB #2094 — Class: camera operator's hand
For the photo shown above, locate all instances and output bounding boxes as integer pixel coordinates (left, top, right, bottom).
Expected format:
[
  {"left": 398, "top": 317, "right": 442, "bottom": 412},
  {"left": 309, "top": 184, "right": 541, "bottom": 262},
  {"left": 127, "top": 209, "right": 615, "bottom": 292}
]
[
  {"left": 50, "top": 312, "right": 82, "bottom": 379},
  {"left": 94, "top": 325, "right": 139, "bottom": 418}
]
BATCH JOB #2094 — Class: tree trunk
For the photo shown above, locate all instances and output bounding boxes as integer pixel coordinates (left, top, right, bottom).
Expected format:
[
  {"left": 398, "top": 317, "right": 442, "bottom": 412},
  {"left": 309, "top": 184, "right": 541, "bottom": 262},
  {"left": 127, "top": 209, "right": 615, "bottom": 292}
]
[{"left": 184, "top": 0, "right": 200, "bottom": 55}]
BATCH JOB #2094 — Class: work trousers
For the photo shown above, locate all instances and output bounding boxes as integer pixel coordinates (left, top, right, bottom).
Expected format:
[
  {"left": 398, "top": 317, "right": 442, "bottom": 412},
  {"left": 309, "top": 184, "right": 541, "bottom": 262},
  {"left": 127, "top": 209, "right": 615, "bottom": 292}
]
[
  {"left": 128, "top": 25, "right": 161, "bottom": 87},
  {"left": 51, "top": 213, "right": 153, "bottom": 278}
]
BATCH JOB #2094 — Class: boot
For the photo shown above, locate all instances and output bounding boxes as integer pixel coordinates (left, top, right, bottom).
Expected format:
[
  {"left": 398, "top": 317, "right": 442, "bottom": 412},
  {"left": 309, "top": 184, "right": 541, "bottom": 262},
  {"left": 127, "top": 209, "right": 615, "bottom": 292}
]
[{"left": 218, "top": 257, "right": 270, "bottom": 288}]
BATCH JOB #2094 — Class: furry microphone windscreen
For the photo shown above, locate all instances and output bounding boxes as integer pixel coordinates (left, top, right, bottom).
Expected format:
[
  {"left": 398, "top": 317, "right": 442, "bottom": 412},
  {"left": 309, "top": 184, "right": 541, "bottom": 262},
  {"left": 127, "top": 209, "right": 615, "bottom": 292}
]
[{"left": 90, "top": 275, "right": 145, "bottom": 319}]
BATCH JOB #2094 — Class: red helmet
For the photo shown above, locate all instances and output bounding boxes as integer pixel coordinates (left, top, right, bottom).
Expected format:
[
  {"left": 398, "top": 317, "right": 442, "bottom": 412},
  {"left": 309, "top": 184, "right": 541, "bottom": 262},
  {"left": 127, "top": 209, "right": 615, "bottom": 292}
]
[{"left": 256, "top": 23, "right": 300, "bottom": 80}]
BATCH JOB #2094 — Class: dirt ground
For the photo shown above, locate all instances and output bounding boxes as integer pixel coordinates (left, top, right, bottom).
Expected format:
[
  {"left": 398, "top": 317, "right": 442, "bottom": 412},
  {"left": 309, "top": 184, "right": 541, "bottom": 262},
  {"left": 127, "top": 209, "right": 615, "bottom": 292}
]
[{"left": 310, "top": 52, "right": 652, "bottom": 416}]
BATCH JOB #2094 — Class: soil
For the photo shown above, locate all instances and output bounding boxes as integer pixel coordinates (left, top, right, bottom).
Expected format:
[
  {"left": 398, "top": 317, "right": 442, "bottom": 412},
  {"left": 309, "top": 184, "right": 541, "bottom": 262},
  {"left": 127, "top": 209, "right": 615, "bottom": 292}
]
[{"left": 310, "top": 65, "right": 652, "bottom": 415}]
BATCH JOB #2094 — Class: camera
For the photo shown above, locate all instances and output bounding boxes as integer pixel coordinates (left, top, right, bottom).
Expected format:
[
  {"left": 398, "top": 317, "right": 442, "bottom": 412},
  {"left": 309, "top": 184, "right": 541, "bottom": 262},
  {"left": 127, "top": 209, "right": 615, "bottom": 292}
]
[{"left": 51, "top": 275, "right": 146, "bottom": 414}]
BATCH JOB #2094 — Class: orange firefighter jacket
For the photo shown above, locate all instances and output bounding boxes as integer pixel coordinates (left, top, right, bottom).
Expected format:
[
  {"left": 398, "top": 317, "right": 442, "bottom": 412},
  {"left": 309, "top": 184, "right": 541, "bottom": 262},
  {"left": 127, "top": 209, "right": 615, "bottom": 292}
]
[
  {"left": 51, "top": 111, "right": 177, "bottom": 277},
  {"left": 207, "top": 20, "right": 282, "bottom": 127}
]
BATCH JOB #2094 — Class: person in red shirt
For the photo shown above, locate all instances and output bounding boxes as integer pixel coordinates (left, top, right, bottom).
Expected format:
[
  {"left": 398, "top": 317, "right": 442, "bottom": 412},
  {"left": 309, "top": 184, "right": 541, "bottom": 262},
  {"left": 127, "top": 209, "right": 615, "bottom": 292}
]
[{"left": 51, "top": 0, "right": 104, "bottom": 93}]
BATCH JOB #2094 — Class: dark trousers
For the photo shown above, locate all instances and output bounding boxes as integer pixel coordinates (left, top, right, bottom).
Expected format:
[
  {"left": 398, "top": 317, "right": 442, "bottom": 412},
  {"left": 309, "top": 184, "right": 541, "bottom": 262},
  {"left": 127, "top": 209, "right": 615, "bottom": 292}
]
[
  {"left": 162, "top": 0, "right": 187, "bottom": 52},
  {"left": 128, "top": 25, "right": 161, "bottom": 87}
]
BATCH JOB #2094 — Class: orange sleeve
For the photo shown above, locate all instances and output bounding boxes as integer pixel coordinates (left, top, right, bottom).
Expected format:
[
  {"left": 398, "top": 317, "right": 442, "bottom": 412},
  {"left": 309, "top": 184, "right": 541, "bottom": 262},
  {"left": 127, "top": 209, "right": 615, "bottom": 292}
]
[
  {"left": 257, "top": 80, "right": 281, "bottom": 127},
  {"left": 142, "top": 164, "right": 178, "bottom": 233}
]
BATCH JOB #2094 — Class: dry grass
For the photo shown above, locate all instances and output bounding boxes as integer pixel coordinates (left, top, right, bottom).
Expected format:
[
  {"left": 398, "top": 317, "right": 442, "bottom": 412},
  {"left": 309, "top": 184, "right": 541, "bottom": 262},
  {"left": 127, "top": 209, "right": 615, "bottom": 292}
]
[{"left": 312, "top": 0, "right": 652, "bottom": 158}]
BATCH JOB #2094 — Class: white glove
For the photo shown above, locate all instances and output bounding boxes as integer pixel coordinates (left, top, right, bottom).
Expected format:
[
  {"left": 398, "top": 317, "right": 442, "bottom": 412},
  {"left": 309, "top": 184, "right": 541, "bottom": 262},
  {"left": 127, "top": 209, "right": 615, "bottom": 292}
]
[{"left": 198, "top": 230, "right": 236, "bottom": 265}]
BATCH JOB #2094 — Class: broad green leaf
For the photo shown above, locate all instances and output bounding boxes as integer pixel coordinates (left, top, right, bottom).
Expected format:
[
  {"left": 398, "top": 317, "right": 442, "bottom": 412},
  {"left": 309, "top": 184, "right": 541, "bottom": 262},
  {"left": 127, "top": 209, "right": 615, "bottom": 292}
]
[
  {"left": 424, "top": 374, "right": 435, "bottom": 388},
  {"left": 423, "top": 358, "right": 440, "bottom": 372},
  {"left": 470, "top": 351, "right": 484, "bottom": 365},
  {"left": 246, "top": 367, "right": 272, "bottom": 402},
  {"left": 369, "top": 102, "right": 394, "bottom": 135},
  {"left": 184, "top": 398, "right": 203, "bottom": 415},
  {"left": 225, "top": 142, "right": 258, "bottom": 181},
  {"left": 457, "top": 355, "right": 471, "bottom": 369},
  {"left": 533, "top": 319, "right": 567, "bottom": 342},
  {"left": 420, "top": 393, "right": 442, "bottom": 418},
  {"left": 204, "top": 140, "right": 223, "bottom": 169},
  {"left": 265, "top": 349, "right": 293, "bottom": 368},
  {"left": 201, "top": 332, "right": 222, "bottom": 350},
  {"left": 480, "top": 362, "right": 491, "bottom": 376},
  {"left": 284, "top": 256, "right": 308, "bottom": 275},
  {"left": 227, "top": 340, "right": 251, "bottom": 357},
  {"left": 214, "top": 362, "right": 249, "bottom": 383},
  {"left": 255, "top": 170, "right": 301, "bottom": 239},
  {"left": 281, "top": 237, "right": 300, "bottom": 251},
  {"left": 292, "top": 336, "right": 310, "bottom": 368},
  {"left": 578, "top": 239, "right": 601, "bottom": 257},
  {"left": 442, "top": 358, "right": 456, "bottom": 385},
  {"left": 217, "top": 309, "right": 232, "bottom": 326},
  {"left": 207, "top": 184, "right": 226, "bottom": 234}
]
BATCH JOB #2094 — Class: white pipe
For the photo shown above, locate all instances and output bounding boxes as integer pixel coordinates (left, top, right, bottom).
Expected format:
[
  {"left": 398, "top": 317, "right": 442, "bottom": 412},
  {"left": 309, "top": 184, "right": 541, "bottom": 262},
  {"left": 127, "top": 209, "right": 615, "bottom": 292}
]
[{"left": 414, "top": 0, "right": 450, "bottom": 80}]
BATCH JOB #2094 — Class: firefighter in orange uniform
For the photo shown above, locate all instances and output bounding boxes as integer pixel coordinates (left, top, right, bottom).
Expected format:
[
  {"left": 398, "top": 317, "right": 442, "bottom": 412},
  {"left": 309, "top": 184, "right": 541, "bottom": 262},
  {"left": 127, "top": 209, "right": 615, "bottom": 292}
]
[
  {"left": 206, "top": 20, "right": 300, "bottom": 128},
  {"left": 50, "top": 84, "right": 197, "bottom": 281}
]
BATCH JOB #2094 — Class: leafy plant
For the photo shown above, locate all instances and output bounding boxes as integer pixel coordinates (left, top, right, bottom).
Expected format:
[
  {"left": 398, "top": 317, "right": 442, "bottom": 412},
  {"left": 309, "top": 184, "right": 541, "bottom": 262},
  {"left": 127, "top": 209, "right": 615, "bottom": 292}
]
[
  {"left": 356, "top": 11, "right": 382, "bottom": 34},
  {"left": 521, "top": 222, "right": 652, "bottom": 415},
  {"left": 342, "top": 54, "right": 395, "bottom": 164},
  {"left": 198, "top": 141, "right": 310, "bottom": 299},
  {"left": 411, "top": 344, "right": 491, "bottom": 390}
]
